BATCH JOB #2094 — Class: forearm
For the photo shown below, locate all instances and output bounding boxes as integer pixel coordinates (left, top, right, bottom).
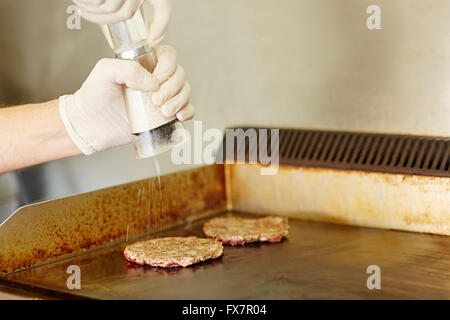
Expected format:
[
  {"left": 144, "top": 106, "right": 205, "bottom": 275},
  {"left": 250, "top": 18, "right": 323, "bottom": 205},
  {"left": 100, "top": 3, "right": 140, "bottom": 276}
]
[{"left": 0, "top": 99, "right": 81, "bottom": 173}]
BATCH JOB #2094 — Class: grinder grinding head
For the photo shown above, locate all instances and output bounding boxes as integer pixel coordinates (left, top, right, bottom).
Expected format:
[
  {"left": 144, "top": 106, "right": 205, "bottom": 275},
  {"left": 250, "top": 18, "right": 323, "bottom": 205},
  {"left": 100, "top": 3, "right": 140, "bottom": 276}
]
[{"left": 133, "top": 120, "right": 188, "bottom": 158}]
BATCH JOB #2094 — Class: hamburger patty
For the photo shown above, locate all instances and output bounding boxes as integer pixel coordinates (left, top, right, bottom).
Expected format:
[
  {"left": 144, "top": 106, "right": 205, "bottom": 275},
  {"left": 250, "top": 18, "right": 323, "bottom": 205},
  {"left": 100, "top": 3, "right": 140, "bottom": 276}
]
[
  {"left": 124, "top": 236, "right": 223, "bottom": 268},
  {"left": 203, "top": 215, "right": 289, "bottom": 245}
]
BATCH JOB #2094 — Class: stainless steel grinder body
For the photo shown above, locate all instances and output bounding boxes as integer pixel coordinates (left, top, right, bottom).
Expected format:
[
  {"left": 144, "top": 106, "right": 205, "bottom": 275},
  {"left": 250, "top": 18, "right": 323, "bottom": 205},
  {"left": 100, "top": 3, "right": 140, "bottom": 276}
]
[{"left": 100, "top": 4, "right": 186, "bottom": 158}]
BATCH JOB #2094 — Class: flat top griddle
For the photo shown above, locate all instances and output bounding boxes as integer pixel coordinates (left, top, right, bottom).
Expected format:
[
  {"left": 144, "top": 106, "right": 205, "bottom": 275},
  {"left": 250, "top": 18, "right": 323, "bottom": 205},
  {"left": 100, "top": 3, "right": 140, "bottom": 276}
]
[{"left": 1, "top": 212, "right": 449, "bottom": 299}]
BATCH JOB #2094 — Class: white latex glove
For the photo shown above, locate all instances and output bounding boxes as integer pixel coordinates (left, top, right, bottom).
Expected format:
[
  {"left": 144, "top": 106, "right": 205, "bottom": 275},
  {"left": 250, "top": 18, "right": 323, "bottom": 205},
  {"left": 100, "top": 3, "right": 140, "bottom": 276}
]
[
  {"left": 73, "top": 0, "right": 171, "bottom": 46},
  {"left": 59, "top": 45, "right": 194, "bottom": 155}
]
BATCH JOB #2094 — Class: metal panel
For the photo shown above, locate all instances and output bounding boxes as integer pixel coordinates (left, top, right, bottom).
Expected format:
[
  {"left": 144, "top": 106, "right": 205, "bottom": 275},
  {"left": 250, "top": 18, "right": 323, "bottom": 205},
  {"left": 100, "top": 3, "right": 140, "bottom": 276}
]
[
  {"left": 227, "top": 164, "right": 450, "bottom": 235},
  {"left": 220, "top": 128, "right": 450, "bottom": 177},
  {"left": 0, "top": 165, "right": 226, "bottom": 275}
]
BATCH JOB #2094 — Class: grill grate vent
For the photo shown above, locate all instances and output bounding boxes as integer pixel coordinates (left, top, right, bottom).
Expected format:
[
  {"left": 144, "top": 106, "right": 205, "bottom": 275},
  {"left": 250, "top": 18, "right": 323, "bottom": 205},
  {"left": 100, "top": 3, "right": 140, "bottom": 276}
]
[{"left": 219, "top": 128, "right": 450, "bottom": 177}]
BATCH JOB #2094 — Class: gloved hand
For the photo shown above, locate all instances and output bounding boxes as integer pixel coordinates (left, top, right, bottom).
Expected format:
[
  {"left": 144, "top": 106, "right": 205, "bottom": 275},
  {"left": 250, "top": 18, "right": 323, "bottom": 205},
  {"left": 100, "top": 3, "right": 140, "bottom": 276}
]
[
  {"left": 73, "top": 0, "right": 171, "bottom": 46},
  {"left": 59, "top": 44, "right": 194, "bottom": 155}
]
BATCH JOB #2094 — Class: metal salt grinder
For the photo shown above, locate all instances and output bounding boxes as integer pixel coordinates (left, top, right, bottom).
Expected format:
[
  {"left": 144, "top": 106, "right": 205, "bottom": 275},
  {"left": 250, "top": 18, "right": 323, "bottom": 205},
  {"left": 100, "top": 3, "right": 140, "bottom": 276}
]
[{"left": 100, "top": 3, "right": 186, "bottom": 158}]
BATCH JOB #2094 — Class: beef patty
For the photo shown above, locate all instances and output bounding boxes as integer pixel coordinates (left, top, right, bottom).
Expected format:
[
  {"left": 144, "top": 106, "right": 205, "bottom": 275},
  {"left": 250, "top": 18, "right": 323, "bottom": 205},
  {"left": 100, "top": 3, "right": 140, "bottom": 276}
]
[
  {"left": 203, "top": 215, "right": 289, "bottom": 245},
  {"left": 124, "top": 236, "right": 223, "bottom": 267}
]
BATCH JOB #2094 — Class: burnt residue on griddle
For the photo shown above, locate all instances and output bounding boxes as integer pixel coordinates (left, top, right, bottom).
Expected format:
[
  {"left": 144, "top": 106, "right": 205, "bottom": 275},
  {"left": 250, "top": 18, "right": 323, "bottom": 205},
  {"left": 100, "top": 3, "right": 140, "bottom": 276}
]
[{"left": 0, "top": 165, "right": 226, "bottom": 275}]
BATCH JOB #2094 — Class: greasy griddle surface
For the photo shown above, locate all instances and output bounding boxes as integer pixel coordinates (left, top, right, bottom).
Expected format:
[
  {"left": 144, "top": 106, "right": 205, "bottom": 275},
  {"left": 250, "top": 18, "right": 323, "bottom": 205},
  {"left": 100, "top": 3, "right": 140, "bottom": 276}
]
[{"left": 2, "top": 212, "right": 449, "bottom": 299}]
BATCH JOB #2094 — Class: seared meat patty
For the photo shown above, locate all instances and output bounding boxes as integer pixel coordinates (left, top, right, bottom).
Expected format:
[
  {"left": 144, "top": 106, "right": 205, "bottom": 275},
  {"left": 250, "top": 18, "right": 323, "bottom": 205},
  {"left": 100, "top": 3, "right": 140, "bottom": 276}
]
[
  {"left": 203, "top": 215, "right": 289, "bottom": 245},
  {"left": 124, "top": 236, "right": 223, "bottom": 268}
]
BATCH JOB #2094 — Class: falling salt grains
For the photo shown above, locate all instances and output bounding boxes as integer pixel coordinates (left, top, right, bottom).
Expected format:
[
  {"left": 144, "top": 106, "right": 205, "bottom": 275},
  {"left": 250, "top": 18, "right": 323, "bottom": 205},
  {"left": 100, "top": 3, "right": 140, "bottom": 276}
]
[
  {"left": 153, "top": 157, "right": 161, "bottom": 180},
  {"left": 137, "top": 188, "right": 141, "bottom": 204},
  {"left": 153, "top": 157, "right": 163, "bottom": 232},
  {"left": 149, "top": 184, "right": 154, "bottom": 234}
]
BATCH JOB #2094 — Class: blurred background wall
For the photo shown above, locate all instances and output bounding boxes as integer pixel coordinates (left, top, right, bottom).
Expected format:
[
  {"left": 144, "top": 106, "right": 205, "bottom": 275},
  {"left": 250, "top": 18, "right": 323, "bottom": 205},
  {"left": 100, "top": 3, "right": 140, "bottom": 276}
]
[{"left": 0, "top": 0, "right": 449, "bottom": 221}]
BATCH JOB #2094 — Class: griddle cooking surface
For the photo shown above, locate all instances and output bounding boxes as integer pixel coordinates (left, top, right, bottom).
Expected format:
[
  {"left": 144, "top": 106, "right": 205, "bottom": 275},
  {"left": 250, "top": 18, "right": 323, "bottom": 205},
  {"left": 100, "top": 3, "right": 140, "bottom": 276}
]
[{"left": 2, "top": 213, "right": 449, "bottom": 299}]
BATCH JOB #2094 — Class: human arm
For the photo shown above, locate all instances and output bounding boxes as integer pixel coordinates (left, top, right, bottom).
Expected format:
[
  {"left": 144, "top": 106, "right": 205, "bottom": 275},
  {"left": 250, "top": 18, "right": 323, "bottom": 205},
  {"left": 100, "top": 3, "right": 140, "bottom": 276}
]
[
  {"left": 0, "top": 44, "right": 194, "bottom": 173},
  {"left": 0, "top": 100, "right": 80, "bottom": 173}
]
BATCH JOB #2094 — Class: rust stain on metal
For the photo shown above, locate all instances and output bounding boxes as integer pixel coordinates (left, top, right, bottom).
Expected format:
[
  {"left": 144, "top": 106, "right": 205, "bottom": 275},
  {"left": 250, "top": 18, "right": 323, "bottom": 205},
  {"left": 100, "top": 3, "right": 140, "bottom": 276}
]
[{"left": 0, "top": 165, "right": 226, "bottom": 275}]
